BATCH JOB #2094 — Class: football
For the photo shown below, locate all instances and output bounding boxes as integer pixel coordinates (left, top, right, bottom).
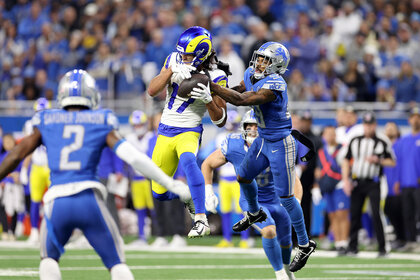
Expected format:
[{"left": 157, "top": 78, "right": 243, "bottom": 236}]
[{"left": 177, "top": 73, "right": 210, "bottom": 98}]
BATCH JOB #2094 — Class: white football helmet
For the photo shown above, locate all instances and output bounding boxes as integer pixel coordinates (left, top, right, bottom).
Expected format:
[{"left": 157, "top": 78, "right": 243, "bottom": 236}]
[
  {"left": 241, "top": 109, "right": 258, "bottom": 145},
  {"left": 57, "top": 69, "right": 100, "bottom": 109},
  {"left": 249, "top": 42, "right": 290, "bottom": 79}
]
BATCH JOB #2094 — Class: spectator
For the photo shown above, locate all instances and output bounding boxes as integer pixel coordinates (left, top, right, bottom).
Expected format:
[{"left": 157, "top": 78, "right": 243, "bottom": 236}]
[
  {"left": 288, "top": 69, "right": 308, "bottom": 101},
  {"left": 88, "top": 42, "right": 113, "bottom": 99},
  {"left": 342, "top": 60, "right": 367, "bottom": 101},
  {"left": 217, "top": 38, "right": 245, "bottom": 88},
  {"left": 393, "top": 59, "right": 420, "bottom": 104},
  {"left": 17, "top": 1, "right": 48, "bottom": 41},
  {"left": 288, "top": 25, "right": 320, "bottom": 80},
  {"left": 114, "top": 37, "right": 145, "bottom": 99}
]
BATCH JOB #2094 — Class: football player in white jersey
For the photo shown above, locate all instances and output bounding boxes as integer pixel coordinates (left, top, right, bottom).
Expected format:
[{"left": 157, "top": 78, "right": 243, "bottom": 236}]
[
  {"left": 147, "top": 26, "right": 227, "bottom": 238},
  {"left": 21, "top": 98, "right": 51, "bottom": 243},
  {"left": 125, "top": 110, "right": 155, "bottom": 246}
]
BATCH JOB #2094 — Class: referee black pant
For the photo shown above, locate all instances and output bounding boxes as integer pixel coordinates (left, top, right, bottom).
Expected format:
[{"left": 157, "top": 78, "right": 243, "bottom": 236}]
[{"left": 348, "top": 179, "right": 385, "bottom": 253}]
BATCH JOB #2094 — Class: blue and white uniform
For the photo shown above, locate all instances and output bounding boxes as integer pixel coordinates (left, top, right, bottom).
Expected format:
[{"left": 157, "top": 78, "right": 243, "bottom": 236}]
[
  {"left": 238, "top": 67, "right": 296, "bottom": 197},
  {"left": 33, "top": 108, "right": 125, "bottom": 269},
  {"left": 221, "top": 133, "right": 291, "bottom": 248}
]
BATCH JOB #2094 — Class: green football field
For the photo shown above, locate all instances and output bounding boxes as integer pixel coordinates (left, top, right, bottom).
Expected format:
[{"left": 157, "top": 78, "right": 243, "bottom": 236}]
[{"left": 0, "top": 237, "right": 420, "bottom": 280}]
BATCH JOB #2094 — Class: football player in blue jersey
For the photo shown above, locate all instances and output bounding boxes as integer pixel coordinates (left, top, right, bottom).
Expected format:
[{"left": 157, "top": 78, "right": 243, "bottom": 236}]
[
  {"left": 0, "top": 69, "right": 191, "bottom": 280},
  {"left": 147, "top": 26, "right": 227, "bottom": 238},
  {"left": 195, "top": 42, "right": 316, "bottom": 272},
  {"left": 202, "top": 109, "right": 302, "bottom": 280}
]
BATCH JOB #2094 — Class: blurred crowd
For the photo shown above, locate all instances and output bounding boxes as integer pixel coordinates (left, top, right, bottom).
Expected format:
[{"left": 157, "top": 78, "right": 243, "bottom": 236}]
[{"left": 0, "top": 0, "right": 420, "bottom": 106}]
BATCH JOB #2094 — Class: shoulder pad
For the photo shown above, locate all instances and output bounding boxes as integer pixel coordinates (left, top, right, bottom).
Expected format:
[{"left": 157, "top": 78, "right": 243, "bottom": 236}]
[
  {"left": 106, "top": 111, "right": 119, "bottom": 130},
  {"left": 31, "top": 111, "right": 42, "bottom": 127},
  {"left": 261, "top": 80, "right": 286, "bottom": 91}
]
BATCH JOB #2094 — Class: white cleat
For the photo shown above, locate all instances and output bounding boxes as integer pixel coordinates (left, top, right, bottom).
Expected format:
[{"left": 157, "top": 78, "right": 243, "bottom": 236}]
[
  {"left": 27, "top": 228, "right": 39, "bottom": 244},
  {"left": 169, "top": 234, "right": 187, "bottom": 248},
  {"left": 284, "top": 264, "right": 296, "bottom": 280},
  {"left": 187, "top": 220, "right": 210, "bottom": 238},
  {"left": 151, "top": 237, "right": 168, "bottom": 247},
  {"left": 275, "top": 268, "right": 289, "bottom": 280}
]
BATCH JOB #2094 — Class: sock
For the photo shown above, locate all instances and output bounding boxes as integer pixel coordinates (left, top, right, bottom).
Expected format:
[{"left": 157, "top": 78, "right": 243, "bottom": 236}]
[
  {"left": 152, "top": 191, "right": 179, "bottom": 201},
  {"left": 280, "top": 196, "right": 309, "bottom": 246},
  {"left": 281, "top": 244, "right": 292, "bottom": 265},
  {"left": 241, "top": 228, "right": 250, "bottom": 240},
  {"left": 39, "top": 258, "right": 61, "bottom": 280},
  {"left": 110, "top": 263, "right": 134, "bottom": 280},
  {"left": 194, "top": 213, "right": 207, "bottom": 223},
  {"left": 262, "top": 237, "right": 283, "bottom": 271},
  {"left": 30, "top": 201, "right": 41, "bottom": 228},
  {"left": 17, "top": 212, "right": 25, "bottom": 222},
  {"left": 221, "top": 213, "right": 232, "bottom": 241},
  {"left": 240, "top": 180, "right": 259, "bottom": 213},
  {"left": 179, "top": 152, "right": 205, "bottom": 214},
  {"left": 135, "top": 209, "right": 147, "bottom": 240}
]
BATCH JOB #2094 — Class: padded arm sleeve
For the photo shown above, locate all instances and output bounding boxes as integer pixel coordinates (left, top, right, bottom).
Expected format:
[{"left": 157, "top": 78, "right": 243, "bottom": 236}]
[{"left": 115, "top": 140, "right": 173, "bottom": 189}]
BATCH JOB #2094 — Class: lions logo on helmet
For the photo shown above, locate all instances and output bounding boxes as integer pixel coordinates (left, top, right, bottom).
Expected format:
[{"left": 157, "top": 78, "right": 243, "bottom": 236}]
[
  {"left": 241, "top": 109, "right": 258, "bottom": 145},
  {"left": 57, "top": 69, "right": 100, "bottom": 109},
  {"left": 249, "top": 42, "right": 290, "bottom": 79},
  {"left": 176, "top": 26, "right": 213, "bottom": 67},
  {"left": 33, "top": 97, "right": 52, "bottom": 112}
]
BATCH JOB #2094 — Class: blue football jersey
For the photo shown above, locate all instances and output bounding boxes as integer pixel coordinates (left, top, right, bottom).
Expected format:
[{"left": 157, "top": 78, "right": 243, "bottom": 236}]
[
  {"left": 221, "top": 133, "right": 278, "bottom": 204},
  {"left": 243, "top": 67, "right": 292, "bottom": 141},
  {"left": 32, "top": 109, "right": 118, "bottom": 186}
]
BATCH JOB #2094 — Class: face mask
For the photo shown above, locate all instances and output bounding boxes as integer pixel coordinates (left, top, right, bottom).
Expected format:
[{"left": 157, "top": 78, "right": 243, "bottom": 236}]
[
  {"left": 246, "top": 135, "right": 257, "bottom": 145},
  {"left": 134, "top": 126, "right": 147, "bottom": 136}
]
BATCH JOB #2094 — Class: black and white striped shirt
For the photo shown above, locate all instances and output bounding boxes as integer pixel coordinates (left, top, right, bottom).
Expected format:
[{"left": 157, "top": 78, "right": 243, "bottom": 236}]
[{"left": 345, "top": 134, "right": 395, "bottom": 180}]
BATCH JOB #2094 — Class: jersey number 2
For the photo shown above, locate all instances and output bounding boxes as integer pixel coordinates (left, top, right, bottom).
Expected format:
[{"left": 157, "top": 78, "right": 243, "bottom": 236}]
[{"left": 59, "top": 125, "right": 85, "bottom": 170}]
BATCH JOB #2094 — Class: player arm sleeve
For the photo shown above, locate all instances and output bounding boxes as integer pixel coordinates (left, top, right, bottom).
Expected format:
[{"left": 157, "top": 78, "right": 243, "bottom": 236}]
[{"left": 114, "top": 140, "right": 174, "bottom": 189}]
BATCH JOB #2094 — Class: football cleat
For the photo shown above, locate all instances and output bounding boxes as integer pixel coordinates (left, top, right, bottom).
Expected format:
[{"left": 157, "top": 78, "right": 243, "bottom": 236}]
[
  {"left": 232, "top": 208, "right": 267, "bottom": 232},
  {"left": 289, "top": 239, "right": 317, "bottom": 272},
  {"left": 188, "top": 220, "right": 210, "bottom": 238}
]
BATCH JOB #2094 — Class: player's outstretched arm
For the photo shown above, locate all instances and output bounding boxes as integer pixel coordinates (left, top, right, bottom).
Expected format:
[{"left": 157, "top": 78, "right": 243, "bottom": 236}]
[
  {"left": 201, "top": 148, "right": 227, "bottom": 213},
  {"left": 209, "top": 82, "right": 276, "bottom": 106},
  {"left": 106, "top": 131, "right": 191, "bottom": 201},
  {"left": 0, "top": 129, "right": 41, "bottom": 181},
  {"left": 207, "top": 95, "right": 227, "bottom": 127},
  {"left": 201, "top": 148, "right": 228, "bottom": 185}
]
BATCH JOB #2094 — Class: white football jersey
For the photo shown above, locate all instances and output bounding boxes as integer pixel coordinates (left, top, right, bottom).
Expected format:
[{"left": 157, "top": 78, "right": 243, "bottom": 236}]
[
  {"left": 125, "top": 131, "right": 154, "bottom": 176},
  {"left": 23, "top": 119, "right": 48, "bottom": 166},
  {"left": 160, "top": 52, "right": 228, "bottom": 128}
]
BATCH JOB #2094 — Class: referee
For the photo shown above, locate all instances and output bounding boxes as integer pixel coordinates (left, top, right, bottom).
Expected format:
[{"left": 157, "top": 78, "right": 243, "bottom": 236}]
[{"left": 342, "top": 112, "right": 396, "bottom": 257}]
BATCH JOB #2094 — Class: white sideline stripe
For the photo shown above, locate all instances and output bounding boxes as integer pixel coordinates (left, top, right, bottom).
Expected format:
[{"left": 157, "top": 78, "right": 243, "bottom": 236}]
[
  {"left": 1, "top": 241, "right": 420, "bottom": 260},
  {"left": 7, "top": 264, "right": 420, "bottom": 270},
  {"left": 327, "top": 270, "right": 420, "bottom": 277}
]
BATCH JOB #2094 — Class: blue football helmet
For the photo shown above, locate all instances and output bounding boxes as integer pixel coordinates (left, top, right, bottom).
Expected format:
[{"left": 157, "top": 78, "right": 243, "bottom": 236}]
[
  {"left": 249, "top": 42, "right": 290, "bottom": 78},
  {"left": 57, "top": 69, "right": 100, "bottom": 109},
  {"left": 33, "top": 97, "right": 51, "bottom": 112},
  {"left": 241, "top": 109, "right": 258, "bottom": 145},
  {"left": 176, "top": 26, "right": 213, "bottom": 67}
]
